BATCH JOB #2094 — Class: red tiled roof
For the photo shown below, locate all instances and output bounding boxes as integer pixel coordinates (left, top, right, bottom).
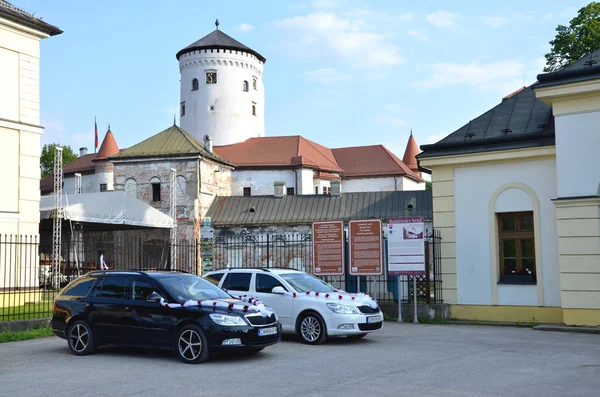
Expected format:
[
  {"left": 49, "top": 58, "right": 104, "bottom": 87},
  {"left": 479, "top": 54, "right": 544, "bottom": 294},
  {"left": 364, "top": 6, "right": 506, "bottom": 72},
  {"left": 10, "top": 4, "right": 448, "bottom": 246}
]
[
  {"left": 402, "top": 133, "right": 420, "bottom": 171},
  {"left": 502, "top": 86, "right": 526, "bottom": 101},
  {"left": 213, "top": 136, "right": 343, "bottom": 173},
  {"left": 93, "top": 129, "right": 119, "bottom": 161},
  {"left": 332, "top": 145, "right": 423, "bottom": 181}
]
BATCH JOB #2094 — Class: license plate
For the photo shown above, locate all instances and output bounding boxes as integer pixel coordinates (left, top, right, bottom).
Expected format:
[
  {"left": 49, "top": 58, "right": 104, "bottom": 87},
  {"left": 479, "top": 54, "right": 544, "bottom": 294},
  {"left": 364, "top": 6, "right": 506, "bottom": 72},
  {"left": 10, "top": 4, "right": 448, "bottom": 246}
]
[
  {"left": 367, "top": 315, "right": 382, "bottom": 324},
  {"left": 258, "top": 326, "right": 277, "bottom": 336}
]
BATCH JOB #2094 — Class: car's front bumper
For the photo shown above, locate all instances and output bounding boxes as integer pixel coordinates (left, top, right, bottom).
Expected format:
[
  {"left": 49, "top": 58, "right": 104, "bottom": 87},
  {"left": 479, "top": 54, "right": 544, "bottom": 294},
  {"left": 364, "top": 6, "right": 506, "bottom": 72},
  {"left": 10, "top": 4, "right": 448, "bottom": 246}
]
[
  {"left": 324, "top": 311, "right": 384, "bottom": 336},
  {"left": 208, "top": 321, "right": 282, "bottom": 350}
]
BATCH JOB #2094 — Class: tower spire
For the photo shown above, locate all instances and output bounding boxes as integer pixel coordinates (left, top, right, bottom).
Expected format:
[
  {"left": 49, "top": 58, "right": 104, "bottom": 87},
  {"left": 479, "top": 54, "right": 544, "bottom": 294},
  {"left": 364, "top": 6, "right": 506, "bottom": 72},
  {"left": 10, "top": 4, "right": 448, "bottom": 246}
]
[{"left": 215, "top": 19, "right": 219, "bottom": 30}]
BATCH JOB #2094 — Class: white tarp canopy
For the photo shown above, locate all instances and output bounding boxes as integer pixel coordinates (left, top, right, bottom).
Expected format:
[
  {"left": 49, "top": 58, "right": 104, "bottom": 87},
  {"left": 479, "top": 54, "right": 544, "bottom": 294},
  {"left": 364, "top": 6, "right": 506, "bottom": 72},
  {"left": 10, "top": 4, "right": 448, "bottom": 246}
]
[{"left": 40, "top": 192, "right": 173, "bottom": 229}]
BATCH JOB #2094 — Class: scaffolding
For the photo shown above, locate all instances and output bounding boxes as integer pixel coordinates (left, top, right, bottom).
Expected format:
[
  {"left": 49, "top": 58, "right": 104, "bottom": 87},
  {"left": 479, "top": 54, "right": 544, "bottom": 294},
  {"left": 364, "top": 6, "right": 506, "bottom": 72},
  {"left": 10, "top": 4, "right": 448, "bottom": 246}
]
[
  {"left": 170, "top": 168, "right": 177, "bottom": 268},
  {"left": 75, "top": 173, "right": 82, "bottom": 194},
  {"left": 52, "top": 147, "right": 63, "bottom": 288}
]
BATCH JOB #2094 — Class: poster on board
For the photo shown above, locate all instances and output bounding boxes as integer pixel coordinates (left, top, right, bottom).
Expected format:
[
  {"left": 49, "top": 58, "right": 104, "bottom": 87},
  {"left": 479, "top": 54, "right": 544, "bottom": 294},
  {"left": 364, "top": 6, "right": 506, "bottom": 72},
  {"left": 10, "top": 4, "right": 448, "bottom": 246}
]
[
  {"left": 312, "top": 221, "right": 344, "bottom": 276},
  {"left": 387, "top": 217, "right": 426, "bottom": 276},
  {"left": 348, "top": 219, "right": 383, "bottom": 276}
]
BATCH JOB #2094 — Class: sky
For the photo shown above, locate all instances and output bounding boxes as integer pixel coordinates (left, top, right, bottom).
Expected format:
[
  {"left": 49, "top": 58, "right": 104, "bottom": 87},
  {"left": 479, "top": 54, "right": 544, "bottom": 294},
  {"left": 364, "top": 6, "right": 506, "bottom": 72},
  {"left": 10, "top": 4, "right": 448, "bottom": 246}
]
[{"left": 17, "top": 0, "right": 590, "bottom": 158}]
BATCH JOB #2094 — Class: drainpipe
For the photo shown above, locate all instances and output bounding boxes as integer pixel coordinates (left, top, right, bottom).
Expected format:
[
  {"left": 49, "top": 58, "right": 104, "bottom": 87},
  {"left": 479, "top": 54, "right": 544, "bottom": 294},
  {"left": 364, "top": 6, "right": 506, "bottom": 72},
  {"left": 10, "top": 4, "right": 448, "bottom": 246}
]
[
  {"left": 293, "top": 169, "right": 298, "bottom": 195},
  {"left": 394, "top": 177, "right": 398, "bottom": 191}
]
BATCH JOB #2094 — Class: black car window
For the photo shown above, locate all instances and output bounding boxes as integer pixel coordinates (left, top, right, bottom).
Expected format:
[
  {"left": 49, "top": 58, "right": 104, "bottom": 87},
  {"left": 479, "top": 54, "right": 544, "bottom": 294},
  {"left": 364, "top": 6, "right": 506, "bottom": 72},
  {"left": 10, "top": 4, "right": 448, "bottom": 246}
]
[
  {"left": 223, "top": 273, "right": 251, "bottom": 292},
  {"left": 92, "top": 275, "right": 129, "bottom": 299},
  {"left": 131, "top": 279, "right": 157, "bottom": 301},
  {"left": 204, "top": 273, "right": 224, "bottom": 286},
  {"left": 256, "top": 274, "right": 287, "bottom": 293},
  {"left": 63, "top": 278, "right": 96, "bottom": 297}
]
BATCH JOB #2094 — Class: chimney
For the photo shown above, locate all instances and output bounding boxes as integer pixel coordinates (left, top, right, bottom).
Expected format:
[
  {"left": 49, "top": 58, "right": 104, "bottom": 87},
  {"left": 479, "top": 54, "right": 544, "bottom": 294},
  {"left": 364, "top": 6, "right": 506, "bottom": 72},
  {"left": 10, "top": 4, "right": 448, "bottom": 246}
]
[
  {"left": 79, "top": 147, "right": 88, "bottom": 157},
  {"left": 203, "top": 135, "right": 213, "bottom": 153},
  {"left": 330, "top": 180, "right": 342, "bottom": 196},
  {"left": 274, "top": 181, "right": 286, "bottom": 198}
]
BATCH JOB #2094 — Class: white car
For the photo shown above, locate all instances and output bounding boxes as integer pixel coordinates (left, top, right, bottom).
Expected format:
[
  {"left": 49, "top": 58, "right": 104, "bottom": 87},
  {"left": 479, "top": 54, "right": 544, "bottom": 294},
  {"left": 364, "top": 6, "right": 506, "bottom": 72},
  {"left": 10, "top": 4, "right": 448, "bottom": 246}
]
[{"left": 203, "top": 268, "right": 383, "bottom": 345}]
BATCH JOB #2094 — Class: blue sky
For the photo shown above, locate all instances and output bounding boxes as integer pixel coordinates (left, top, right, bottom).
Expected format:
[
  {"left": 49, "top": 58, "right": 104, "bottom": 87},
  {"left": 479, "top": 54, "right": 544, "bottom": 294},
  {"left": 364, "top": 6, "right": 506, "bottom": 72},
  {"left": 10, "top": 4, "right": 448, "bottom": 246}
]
[{"left": 19, "top": 0, "right": 588, "bottom": 157}]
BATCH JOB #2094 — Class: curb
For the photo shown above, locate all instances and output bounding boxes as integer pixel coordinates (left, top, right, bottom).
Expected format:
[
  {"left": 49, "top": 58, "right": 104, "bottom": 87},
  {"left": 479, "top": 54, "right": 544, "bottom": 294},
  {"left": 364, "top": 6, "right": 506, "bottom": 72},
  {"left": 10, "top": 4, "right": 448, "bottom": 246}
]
[{"left": 533, "top": 325, "right": 600, "bottom": 335}]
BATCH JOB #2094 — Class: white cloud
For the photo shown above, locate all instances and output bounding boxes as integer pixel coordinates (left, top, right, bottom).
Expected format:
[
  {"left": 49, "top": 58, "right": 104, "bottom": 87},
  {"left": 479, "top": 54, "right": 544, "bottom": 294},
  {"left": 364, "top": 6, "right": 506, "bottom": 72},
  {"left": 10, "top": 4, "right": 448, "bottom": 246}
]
[
  {"left": 275, "top": 11, "right": 404, "bottom": 69},
  {"left": 426, "top": 10, "right": 458, "bottom": 28},
  {"left": 373, "top": 116, "right": 407, "bottom": 127},
  {"left": 407, "top": 29, "right": 429, "bottom": 42},
  {"left": 482, "top": 16, "right": 506, "bottom": 28},
  {"left": 413, "top": 59, "right": 526, "bottom": 94},
  {"left": 235, "top": 23, "right": 255, "bottom": 32},
  {"left": 303, "top": 68, "right": 351, "bottom": 83}
]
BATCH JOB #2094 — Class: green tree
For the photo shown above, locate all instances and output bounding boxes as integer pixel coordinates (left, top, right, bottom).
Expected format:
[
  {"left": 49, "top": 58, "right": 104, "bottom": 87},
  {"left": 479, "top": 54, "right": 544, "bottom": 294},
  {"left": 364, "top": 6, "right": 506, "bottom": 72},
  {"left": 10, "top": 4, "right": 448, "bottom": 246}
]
[
  {"left": 544, "top": 2, "right": 600, "bottom": 72},
  {"left": 425, "top": 181, "right": 432, "bottom": 190},
  {"left": 40, "top": 143, "right": 78, "bottom": 178}
]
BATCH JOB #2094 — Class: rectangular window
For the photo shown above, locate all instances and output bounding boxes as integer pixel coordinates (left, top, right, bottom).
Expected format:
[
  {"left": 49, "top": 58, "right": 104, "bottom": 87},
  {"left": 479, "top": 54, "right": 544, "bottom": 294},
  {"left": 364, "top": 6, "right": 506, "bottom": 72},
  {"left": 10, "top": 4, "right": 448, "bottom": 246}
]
[
  {"left": 131, "top": 279, "right": 157, "bottom": 301},
  {"left": 92, "top": 276, "right": 129, "bottom": 300},
  {"left": 243, "top": 187, "right": 251, "bottom": 196},
  {"left": 255, "top": 274, "right": 287, "bottom": 293},
  {"left": 252, "top": 102, "right": 257, "bottom": 116},
  {"left": 497, "top": 212, "right": 536, "bottom": 284},
  {"left": 315, "top": 186, "right": 319, "bottom": 194},
  {"left": 222, "top": 272, "right": 252, "bottom": 292},
  {"left": 206, "top": 72, "right": 217, "bottom": 84},
  {"left": 180, "top": 101, "right": 185, "bottom": 116},
  {"left": 253, "top": 77, "right": 257, "bottom": 90},
  {"left": 100, "top": 184, "right": 107, "bottom": 192},
  {"left": 287, "top": 187, "right": 295, "bottom": 196},
  {"left": 324, "top": 186, "right": 330, "bottom": 195},
  {"left": 152, "top": 183, "right": 161, "bottom": 202}
]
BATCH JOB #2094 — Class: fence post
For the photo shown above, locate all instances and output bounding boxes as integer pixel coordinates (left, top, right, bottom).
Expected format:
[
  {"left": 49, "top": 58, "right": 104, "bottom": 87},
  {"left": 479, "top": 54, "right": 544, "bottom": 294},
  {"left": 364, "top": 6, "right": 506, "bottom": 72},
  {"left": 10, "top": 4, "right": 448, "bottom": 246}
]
[{"left": 266, "top": 234, "right": 270, "bottom": 268}]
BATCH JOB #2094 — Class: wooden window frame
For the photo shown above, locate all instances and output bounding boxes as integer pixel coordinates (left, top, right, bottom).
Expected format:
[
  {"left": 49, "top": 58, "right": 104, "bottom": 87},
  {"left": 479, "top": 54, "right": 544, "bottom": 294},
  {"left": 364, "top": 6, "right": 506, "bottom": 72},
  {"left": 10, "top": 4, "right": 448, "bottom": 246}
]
[{"left": 497, "top": 211, "right": 536, "bottom": 284}]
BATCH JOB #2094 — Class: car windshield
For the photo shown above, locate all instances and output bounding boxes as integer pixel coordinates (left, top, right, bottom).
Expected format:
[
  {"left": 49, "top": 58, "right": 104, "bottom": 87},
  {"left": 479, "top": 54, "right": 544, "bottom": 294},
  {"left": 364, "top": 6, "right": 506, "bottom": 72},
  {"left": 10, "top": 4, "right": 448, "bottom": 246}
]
[
  {"left": 280, "top": 272, "right": 337, "bottom": 293},
  {"left": 158, "top": 275, "right": 231, "bottom": 302}
]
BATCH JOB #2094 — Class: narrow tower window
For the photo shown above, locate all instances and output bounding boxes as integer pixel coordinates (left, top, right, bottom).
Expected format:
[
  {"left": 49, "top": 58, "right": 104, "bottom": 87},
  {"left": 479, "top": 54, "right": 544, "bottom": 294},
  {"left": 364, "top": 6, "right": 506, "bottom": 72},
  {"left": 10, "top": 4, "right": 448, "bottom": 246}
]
[
  {"left": 206, "top": 72, "right": 217, "bottom": 84},
  {"left": 252, "top": 102, "right": 257, "bottom": 116},
  {"left": 192, "top": 78, "right": 199, "bottom": 91},
  {"left": 243, "top": 80, "right": 249, "bottom": 92},
  {"left": 180, "top": 101, "right": 186, "bottom": 116},
  {"left": 151, "top": 177, "right": 161, "bottom": 202},
  {"left": 253, "top": 77, "right": 257, "bottom": 90}
]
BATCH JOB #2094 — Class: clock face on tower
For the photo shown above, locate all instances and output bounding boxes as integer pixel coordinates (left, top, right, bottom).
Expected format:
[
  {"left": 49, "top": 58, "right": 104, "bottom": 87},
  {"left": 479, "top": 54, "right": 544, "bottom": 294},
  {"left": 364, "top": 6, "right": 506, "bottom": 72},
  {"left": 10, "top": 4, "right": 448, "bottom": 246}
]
[{"left": 205, "top": 72, "right": 217, "bottom": 84}]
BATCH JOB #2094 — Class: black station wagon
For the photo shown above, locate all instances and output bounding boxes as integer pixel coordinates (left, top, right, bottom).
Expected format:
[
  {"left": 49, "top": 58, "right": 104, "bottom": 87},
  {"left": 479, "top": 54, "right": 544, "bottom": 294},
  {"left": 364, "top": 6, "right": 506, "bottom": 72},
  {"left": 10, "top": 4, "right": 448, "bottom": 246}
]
[{"left": 51, "top": 270, "right": 281, "bottom": 363}]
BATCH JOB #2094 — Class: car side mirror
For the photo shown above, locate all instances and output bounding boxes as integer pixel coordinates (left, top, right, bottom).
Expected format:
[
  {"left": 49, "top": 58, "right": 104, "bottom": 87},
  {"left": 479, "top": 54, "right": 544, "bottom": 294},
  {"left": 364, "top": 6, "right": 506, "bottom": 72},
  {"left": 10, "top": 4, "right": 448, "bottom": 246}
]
[
  {"left": 146, "top": 292, "right": 162, "bottom": 303},
  {"left": 272, "top": 286, "right": 286, "bottom": 295}
]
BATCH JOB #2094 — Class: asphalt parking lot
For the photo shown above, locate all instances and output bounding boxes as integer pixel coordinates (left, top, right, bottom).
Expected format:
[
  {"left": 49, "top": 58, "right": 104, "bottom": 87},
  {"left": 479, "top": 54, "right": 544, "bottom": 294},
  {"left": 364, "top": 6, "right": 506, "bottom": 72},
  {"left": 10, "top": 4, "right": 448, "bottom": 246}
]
[{"left": 1, "top": 322, "right": 599, "bottom": 397}]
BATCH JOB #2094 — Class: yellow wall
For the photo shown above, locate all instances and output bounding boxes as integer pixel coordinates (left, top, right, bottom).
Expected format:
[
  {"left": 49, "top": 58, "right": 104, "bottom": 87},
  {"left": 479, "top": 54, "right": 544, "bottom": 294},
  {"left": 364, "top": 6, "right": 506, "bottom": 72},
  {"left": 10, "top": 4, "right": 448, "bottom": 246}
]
[{"left": 451, "top": 305, "right": 563, "bottom": 324}]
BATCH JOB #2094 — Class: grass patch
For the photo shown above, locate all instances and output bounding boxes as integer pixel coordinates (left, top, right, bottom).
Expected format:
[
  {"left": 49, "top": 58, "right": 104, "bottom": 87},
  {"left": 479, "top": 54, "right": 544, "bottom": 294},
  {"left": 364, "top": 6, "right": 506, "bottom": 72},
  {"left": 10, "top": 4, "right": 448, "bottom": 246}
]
[
  {"left": 0, "top": 302, "right": 53, "bottom": 321},
  {"left": 0, "top": 325, "right": 54, "bottom": 343}
]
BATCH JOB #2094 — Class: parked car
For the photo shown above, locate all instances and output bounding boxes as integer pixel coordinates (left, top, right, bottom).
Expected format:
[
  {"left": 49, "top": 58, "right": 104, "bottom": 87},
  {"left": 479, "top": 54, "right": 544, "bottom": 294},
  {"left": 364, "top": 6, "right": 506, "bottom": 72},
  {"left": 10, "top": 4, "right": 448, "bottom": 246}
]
[
  {"left": 51, "top": 270, "right": 281, "bottom": 363},
  {"left": 203, "top": 268, "right": 383, "bottom": 345}
]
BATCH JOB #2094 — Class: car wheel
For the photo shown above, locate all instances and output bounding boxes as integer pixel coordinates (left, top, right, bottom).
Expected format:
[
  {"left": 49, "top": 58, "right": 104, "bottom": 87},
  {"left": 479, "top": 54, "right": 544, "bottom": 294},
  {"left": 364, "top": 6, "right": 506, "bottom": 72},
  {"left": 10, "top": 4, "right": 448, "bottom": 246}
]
[
  {"left": 175, "top": 324, "right": 210, "bottom": 364},
  {"left": 67, "top": 320, "right": 96, "bottom": 356},
  {"left": 298, "top": 312, "right": 328, "bottom": 345}
]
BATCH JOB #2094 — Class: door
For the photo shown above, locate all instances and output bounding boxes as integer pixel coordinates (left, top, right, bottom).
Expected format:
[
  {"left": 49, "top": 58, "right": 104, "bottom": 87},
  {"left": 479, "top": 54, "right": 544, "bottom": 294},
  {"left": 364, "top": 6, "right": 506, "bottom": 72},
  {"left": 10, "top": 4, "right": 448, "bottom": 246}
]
[
  {"left": 86, "top": 275, "right": 130, "bottom": 343},
  {"left": 124, "top": 278, "right": 176, "bottom": 347},
  {"left": 253, "top": 273, "right": 294, "bottom": 330}
]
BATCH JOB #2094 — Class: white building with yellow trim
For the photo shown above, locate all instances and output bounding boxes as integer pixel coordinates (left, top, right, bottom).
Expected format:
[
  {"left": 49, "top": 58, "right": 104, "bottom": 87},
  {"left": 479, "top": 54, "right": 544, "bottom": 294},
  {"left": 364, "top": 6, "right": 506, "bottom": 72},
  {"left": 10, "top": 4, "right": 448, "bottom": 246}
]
[{"left": 418, "top": 48, "right": 600, "bottom": 327}]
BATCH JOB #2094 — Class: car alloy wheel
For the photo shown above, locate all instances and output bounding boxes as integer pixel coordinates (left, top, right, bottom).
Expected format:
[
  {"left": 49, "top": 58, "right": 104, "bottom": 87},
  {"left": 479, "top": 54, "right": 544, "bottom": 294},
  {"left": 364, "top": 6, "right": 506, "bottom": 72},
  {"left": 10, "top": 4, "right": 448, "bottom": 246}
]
[
  {"left": 299, "top": 313, "right": 328, "bottom": 345},
  {"left": 67, "top": 320, "right": 96, "bottom": 356},
  {"left": 175, "top": 324, "right": 210, "bottom": 364}
]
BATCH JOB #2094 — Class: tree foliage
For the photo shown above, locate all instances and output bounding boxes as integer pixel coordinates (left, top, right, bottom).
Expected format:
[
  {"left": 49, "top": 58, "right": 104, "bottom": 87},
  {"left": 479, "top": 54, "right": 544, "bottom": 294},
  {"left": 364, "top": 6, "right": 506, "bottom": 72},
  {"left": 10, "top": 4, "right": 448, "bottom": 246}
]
[
  {"left": 40, "top": 143, "right": 78, "bottom": 178},
  {"left": 544, "top": 2, "right": 600, "bottom": 72}
]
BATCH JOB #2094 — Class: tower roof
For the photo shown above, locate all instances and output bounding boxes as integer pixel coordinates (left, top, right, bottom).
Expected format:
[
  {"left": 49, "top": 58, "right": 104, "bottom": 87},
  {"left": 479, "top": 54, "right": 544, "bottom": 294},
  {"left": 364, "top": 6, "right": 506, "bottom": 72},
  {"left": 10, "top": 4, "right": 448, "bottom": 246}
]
[
  {"left": 402, "top": 132, "right": 420, "bottom": 171},
  {"left": 176, "top": 28, "right": 266, "bottom": 63},
  {"left": 93, "top": 127, "right": 120, "bottom": 161}
]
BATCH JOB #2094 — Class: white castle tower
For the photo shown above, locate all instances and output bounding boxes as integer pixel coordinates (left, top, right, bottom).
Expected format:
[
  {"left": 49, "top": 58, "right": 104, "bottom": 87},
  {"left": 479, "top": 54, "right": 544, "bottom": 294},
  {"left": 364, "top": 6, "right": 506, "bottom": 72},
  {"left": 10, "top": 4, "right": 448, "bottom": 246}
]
[{"left": 176, "top": 20, "right": 266, "bottom": 147}]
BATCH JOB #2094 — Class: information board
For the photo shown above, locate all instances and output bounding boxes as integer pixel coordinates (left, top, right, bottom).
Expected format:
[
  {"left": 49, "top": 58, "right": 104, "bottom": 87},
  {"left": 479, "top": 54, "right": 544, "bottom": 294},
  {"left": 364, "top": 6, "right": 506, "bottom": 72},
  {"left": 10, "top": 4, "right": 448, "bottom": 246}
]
[
  {"left": 348, "top": 219, "right": 382, "bottom": 276},
  {"left": 312, "top": 221, "right": 344, "bottom": 276},
  {"left": 387, "top": 217, "right": 426, "bottom": 275}
]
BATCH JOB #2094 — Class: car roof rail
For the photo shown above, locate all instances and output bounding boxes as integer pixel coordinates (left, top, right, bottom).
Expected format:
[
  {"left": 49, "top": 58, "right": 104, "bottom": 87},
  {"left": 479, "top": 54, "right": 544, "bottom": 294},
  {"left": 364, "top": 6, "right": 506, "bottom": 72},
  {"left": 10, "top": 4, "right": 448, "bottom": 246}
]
[{"left": 129, "top": 268, "right": 190, "bottom": 273}]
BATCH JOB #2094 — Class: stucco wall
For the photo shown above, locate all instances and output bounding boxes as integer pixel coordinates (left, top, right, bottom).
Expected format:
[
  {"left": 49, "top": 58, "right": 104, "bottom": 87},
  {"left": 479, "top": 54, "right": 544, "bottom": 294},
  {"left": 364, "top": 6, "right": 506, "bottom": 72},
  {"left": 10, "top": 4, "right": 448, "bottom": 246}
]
[
  {"left": 554, "top": 111, "right": 600, "bottom": 198},
  {"left": 179, "top": 49, "right": 264, "bottom": 146},
  {"left": 232, "top": 170, "right": 296, "bottom": 196},
  {"left": 61, "top": 173, "right": 97, "bottom": 195},
  {"left": 453, "top": 159, "right": 560, "bottom": 307},
  {"left": 342, "top": 176, "right": 425, "bottom": 193}
]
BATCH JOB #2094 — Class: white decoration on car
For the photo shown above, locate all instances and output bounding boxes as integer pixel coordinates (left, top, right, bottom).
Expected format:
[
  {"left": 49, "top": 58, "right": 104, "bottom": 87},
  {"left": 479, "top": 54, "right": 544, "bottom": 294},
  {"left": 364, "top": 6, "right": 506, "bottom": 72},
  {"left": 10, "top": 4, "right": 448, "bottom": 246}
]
[
  {"left": 159, "top": 297, "right": 273, "bottom": 317},
  {"left": 237, "top": 290, "right": 379, "bottom": 309}
]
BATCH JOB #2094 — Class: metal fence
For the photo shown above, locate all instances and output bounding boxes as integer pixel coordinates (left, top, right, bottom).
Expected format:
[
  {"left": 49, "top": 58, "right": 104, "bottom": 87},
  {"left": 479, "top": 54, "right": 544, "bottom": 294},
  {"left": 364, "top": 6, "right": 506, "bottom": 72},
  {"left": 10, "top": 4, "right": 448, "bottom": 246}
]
[
  {"left": 0, "top": 234, "right": 198, "bottom": 322},
  {"left": 213, "top": 230, "right": 443, "bottom": 306}
]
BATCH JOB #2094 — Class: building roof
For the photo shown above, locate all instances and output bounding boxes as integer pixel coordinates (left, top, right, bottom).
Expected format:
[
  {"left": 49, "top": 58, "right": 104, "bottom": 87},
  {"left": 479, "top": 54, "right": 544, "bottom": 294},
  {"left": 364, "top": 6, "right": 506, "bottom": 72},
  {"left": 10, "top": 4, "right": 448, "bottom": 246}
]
[
  {"left": 93, "top": 128, "right": 119, "bottom": 161},
  {"left": 402, "top": 132, "right": 420, "bottom": 171},
  {"left": 0, "top": 1, "right": 62, "bottom": 36},
  {"left": 536, "top": 47, "right": 600, "bottom": 88},
  {"left": 214, "top": 136, "right": 343, "bottom": 173},
  {"left": 176, "top": 28, "right": 266, "bottom": 63},
  {"left": 110, "top": 124, "right": 234, "bottom": 166},
  {"left": 205, "top": 190, "right": 433, "bottom": 227},
  {"left": 331, "top": 144, "right": 422, "bottom": 181},
  {"left": 40, "top": 153, "right": 99, "bottom": 194},
  {"left": 418, "top": 85, "right": 555, "bottom": 159}
]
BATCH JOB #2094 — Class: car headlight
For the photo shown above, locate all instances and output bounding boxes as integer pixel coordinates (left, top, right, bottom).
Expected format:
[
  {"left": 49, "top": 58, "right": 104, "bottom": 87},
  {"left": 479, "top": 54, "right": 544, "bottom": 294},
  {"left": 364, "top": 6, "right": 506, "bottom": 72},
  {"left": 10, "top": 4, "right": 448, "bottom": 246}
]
[
  {"left": 326, "top": 303, "right": 359, "bottom": 314},
  {"left": 209, "top": 313, "right": 248, "bottom": 326}
]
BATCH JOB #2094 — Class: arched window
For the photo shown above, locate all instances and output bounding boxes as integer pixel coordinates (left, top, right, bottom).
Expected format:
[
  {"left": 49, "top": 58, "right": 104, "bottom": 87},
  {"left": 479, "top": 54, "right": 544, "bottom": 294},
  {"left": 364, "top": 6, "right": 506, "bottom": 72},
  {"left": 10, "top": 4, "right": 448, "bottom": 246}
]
[
  {"left": 243, "top": 80, "right": 249, "bottom": 92},
  {"left": 192, "top": 78, "right": 199, "bottom": 91},
  {"left": 125, "top": 178, "right": 137, "bottom": 196},
  {"left": 150, "top": 176, "right": 161, "bottom": 202}
]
